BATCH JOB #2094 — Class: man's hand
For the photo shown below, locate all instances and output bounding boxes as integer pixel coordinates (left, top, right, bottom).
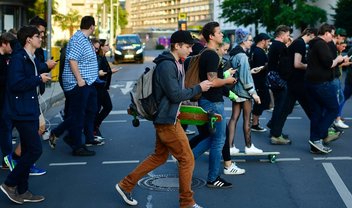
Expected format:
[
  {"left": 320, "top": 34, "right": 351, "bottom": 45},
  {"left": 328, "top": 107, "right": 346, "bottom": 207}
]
[
  {"left": 225, "top": 76, "right": 237, "bottom": 85},
  {"left": 99, "top": 70, "right": 108, "bottom": 76},
  {"left": 40, "top": 73, "right": 51, "bottom": 83},
  {"left": 46, "top": 59, "right": 58, "bottom": 70},
  {"left": 252, "top": 94, "right": 261, "bottom": 104},
  {"left": 199, "top": 80, "right": 213, "bottom": 92},
  {"left": 77, "top": 79, "right": 86, "bottom": 87}
]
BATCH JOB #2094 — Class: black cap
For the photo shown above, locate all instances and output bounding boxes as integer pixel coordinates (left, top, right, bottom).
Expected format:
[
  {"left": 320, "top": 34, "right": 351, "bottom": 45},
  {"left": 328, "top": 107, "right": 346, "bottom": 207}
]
[
  {"left": 254, "top": 33, "right": 271, "bottom": 44},
  {"left": 171, "top": 30, "right": 194, "bottom": 44}
]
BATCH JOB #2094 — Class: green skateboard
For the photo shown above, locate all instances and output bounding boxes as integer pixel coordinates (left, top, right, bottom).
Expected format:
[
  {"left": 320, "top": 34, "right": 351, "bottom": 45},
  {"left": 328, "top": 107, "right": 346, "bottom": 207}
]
[
  {"left": 231, "top": 151, "right": 280, "bottom": 163},
  {"left": 178, "top": 105, "right": 222, "bottom": 133}
]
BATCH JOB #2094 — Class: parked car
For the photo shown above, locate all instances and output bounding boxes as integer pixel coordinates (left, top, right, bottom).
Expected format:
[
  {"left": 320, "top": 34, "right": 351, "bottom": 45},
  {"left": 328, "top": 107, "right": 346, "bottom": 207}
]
[{"left": 114, "top": 34, "right": 144, "bottom": 64}]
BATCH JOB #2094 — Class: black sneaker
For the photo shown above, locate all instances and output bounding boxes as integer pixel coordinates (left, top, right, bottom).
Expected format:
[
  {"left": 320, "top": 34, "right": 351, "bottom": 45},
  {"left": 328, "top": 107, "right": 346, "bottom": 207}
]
[
  {"left": 115, "top": 184, "right": 138, "bottom": 205},
  {"left": 0, "top": 184, "right": 24, "bottom": 204},
  {"left": 310, "top": 144, "right": 323, "bottom": 154},
  {"left": 85, "top": 139, "right": 105, "bottom": 146},
  {"left": 251, "top": 125, "right": 267, "bottom": 132},
  {"left": 19, "top": 190, "right": 45, "bottom": 202},
  {"left": 72, "top": 147, "right": 96, "bottom": 156},
  {"left": 206, "top": 176, "right": 232, "bottom": 189}
]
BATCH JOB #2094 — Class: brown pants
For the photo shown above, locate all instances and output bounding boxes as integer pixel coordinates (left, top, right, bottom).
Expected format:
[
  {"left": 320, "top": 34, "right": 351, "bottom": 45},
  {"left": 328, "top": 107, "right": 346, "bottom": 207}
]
[{"left": 119, "top": 121, "right": 195, "bottom": 207}]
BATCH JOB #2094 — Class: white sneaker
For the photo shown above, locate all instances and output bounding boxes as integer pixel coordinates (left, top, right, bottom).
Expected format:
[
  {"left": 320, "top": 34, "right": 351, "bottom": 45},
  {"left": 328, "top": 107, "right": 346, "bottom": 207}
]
[
  {"left": 230, "top": 146, "right": 240, "bottom": 155},
  {"left": 42, "top": 130, "right": 50, "bottom": 141},
  {"left": 245, "top": 144, "right": 263, "bottom": 154},
  {"left": 224, "top": 162, "right": 245, "bottom": 175},
  {"left": 334, "top": 120, "right": 349, "bottom": 129},
  {"left": 185, "top": 129, "right": 196, "bottom": 135}
]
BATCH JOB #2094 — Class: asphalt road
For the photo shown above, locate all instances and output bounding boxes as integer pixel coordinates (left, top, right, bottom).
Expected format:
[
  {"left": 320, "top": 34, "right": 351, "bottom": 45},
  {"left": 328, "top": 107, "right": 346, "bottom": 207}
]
[{"left": 1, "top": 50, "right": 352, "bottom": 208}]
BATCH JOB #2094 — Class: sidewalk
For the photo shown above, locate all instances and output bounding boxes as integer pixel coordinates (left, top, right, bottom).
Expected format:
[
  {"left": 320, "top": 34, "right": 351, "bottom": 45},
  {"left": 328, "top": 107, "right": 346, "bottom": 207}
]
[{"left": 39, "top": 81, "right": 64, "bottom": 113}]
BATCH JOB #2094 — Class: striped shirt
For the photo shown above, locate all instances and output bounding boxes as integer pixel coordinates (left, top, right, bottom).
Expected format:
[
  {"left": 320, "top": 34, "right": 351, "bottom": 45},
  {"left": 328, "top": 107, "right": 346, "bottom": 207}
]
[{"left": 62, "top": 30, "right": 98, "bottom": 91}]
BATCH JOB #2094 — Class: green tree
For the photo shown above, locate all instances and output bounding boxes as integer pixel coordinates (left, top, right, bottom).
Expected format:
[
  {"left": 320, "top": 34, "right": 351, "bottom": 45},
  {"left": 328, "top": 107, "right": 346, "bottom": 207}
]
[
  {"left": 221, "top": 0, "right": 326, "bottom": 33},
  {"left": 54, "top": 9, "right": 81, "bottom": 38},
  {"left": 28, "top": 0, "right": 58, "bottom": 20},
  {"left": 333, "top": 0, "right": 352, "bottom": 37}
]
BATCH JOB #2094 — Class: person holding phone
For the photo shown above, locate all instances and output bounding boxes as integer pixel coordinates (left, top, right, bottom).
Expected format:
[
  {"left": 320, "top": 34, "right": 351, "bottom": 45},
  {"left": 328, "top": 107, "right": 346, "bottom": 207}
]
[{"left": 249, "top": 33, "right": 271, "bottom": 132}]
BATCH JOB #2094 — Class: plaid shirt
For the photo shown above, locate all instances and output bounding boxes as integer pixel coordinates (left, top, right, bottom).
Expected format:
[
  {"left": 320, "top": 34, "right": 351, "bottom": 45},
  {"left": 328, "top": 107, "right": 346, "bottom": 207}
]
[{"left": 62, "top": 30, "right": 98, "bottom": 91}]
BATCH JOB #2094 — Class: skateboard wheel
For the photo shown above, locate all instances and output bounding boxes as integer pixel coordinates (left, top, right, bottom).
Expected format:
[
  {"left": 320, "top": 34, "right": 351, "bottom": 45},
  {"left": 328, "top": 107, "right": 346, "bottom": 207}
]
[
  {"left": 269, "top": 154, "right": 276, "bottom": 163},
  {"left": 132, "top": 119, "right": 140, "bottom": 127}
]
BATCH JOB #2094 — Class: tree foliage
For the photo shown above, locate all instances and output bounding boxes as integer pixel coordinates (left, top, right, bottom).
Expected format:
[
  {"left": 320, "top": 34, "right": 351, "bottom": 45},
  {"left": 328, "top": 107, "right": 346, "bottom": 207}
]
[
  {"left": 54, "top": 9, "right": 81, "bottom": 38},
  {"left": 333, "top": 0, "right": 352, "bottom": 37},
  {"left": 28, "top": 0, "right": 58, "bottom": 20},
  {"left": 221, "top": 0, "right": 326, "bottom": 33}
]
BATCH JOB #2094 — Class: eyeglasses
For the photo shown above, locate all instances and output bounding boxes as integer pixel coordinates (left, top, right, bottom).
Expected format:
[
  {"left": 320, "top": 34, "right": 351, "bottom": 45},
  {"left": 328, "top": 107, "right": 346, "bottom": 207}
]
[{"left": 32, "top": 34, "right": 41, "bottom": 39}]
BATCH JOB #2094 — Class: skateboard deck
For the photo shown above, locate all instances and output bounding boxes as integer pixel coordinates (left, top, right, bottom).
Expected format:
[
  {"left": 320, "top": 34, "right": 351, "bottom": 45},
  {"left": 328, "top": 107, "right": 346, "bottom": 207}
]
[
  {"left": 178, "top": 105, "right": 222, "bottom": 126},
  {"left": 231, "top": 151, "right": 280, "bottom": 163}
]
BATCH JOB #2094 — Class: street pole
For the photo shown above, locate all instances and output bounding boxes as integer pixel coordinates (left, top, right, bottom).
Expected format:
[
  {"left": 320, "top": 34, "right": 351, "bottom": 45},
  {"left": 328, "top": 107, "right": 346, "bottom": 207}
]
[
  {"left": 110, "top": 0, "right": 114, "bottom": 47},
  {"left": 47, "top": 0, "right": 52, "bottom": 61}
]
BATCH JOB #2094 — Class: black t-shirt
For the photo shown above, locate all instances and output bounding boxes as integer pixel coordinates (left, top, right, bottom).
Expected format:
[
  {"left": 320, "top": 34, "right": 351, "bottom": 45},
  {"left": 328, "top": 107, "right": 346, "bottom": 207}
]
[
  {"left": 250, "top": 46, "right": 268, "bottom": 87},
  {"left": 199, "top": 49, "right": 223, "bottom": 102},
  {"left": 328, "top": 41, "right": 340, "bottom": 78},
  {"left": 288, "top": 37, "right": 307, "bottom": 83},
  {"left": 268, "top": 39, "right": 286, "bottom": 72},
  {"left": 0, "top": 54, "right": 9, "bottom": 111}
]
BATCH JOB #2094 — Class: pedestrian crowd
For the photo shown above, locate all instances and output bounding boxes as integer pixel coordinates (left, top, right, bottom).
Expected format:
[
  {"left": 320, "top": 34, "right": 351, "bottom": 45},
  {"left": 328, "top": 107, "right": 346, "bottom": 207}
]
[{"left": 0, "top": 15, "right": 351, "bottom": 208}]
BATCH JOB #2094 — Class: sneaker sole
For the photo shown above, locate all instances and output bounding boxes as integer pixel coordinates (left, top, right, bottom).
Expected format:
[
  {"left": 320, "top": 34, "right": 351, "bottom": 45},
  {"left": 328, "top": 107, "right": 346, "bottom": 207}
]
[
  {"left": 115, "top": 184, "right": 138, "bottom": 206},
  {"left": 223, "top": 170, "right": 246, "bottom": 175},
  {"left": 23, "top": 197, "right": 45, "bottom": 202},
  {"left": 29, "top": 172, "right": 47, "bottom": 176},
  {"left": 251, "top": 129, "right": 267, "bottom": 132},
  {"left": 270, "top": 140, "right": 292, "bottom": 145},
  {"left": 0, "top": 185, "right": 24, "bottom": 204},
  {"left": 308, "top": 141, "right": 331, "bottom": 154},
  {"left": 206, "top": 184, "right": 232, "bottom": 189}
]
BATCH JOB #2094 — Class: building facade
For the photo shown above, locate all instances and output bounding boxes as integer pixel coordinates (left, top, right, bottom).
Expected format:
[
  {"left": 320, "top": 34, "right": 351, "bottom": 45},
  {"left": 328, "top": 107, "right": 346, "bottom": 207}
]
[
  {"left": 0, "top": 0, "right": 35, "bottom": 33},
  {"left": 127, "top": 0, "right": 337, "bottom": 34}
]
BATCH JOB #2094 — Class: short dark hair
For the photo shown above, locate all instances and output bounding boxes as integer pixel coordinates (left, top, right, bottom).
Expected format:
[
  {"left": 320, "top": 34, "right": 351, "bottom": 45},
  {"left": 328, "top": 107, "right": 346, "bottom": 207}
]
[
  {"left": 80, "top": 16, "right": 95, "bottom": 30},
  {"left": 274, "top": 25, "right": 291, "bottom": 37},
  {"left": 29, "top": 16, "right": 47, "bottom": 28},
  {"left": 0, "top": 32, "right": 16, "bottom": 45},
  {"left": 17, "top": 25, "right": 40, "bottom": 47},
  {"left": 301, "top": 28, "right": 318, "bottom": 37},
  {"left": 201, "top": 21, "right": 220, "bottom": 42},
  {"left": 318, "top": 23, "right": 334, "bottom": 36}
]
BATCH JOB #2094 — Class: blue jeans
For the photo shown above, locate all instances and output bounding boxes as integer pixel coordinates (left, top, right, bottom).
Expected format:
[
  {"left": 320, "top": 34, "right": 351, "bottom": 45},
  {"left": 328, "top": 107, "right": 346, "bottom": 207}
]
[
  {"left": 270, "top": 86, "right": 292, "bottom": 137},
  {"left": 332, "top": 78, "right": 344, "bottom": 117},
  {"left": 192, "top": 99, "right": 226, "bottom": 182},
  {"left": 65, "top": 85, "right": 97, "bottom": 150},
  {"left": 305, "top": 81, "right": 339, "bottom": 141}
]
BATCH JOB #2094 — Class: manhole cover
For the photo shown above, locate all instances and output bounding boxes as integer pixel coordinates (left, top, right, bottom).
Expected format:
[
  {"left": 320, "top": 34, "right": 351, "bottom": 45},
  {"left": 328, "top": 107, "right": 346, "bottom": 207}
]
[{"left": 138, "top": 174, "right": 206, "bottom": 192}]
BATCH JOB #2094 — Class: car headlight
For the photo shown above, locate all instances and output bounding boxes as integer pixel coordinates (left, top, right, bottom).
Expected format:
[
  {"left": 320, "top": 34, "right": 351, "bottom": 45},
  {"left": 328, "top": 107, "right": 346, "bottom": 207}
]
[
  {"left": 136, "top": 48, "right": 143, "bottom": 54},
  {"left": 115, "top": 50, "right": 122, "bottom": 55}
]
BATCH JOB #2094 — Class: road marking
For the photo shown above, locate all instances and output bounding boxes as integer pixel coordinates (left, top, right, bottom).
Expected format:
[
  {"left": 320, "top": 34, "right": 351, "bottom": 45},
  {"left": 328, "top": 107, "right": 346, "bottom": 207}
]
[
  {"left": 323, "top": 163, "right": 352, "bottom": 208},
  {"left": 276, "top": 158, "right": 301, "bottom": 162},
  {"left": 110, "top": 110, "right": 128, "bottom": 115},
  {"left": 102, "top": 120, "right": 127, "bottom": 123},
  {"left": 102, "top": 160, "right": 140, "bottom": 164},
  {"left": 49, "top": 162, "right": 87, "bottom": 166},
  {"left": 314, "top": 157, "right": 352, "bottom": 161}
]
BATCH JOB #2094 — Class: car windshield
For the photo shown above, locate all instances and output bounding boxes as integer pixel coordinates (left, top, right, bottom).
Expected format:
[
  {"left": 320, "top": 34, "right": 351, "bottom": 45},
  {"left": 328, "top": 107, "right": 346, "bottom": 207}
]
[{"left": 117, "top": 36, "right": 140, "bottom": 45}]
